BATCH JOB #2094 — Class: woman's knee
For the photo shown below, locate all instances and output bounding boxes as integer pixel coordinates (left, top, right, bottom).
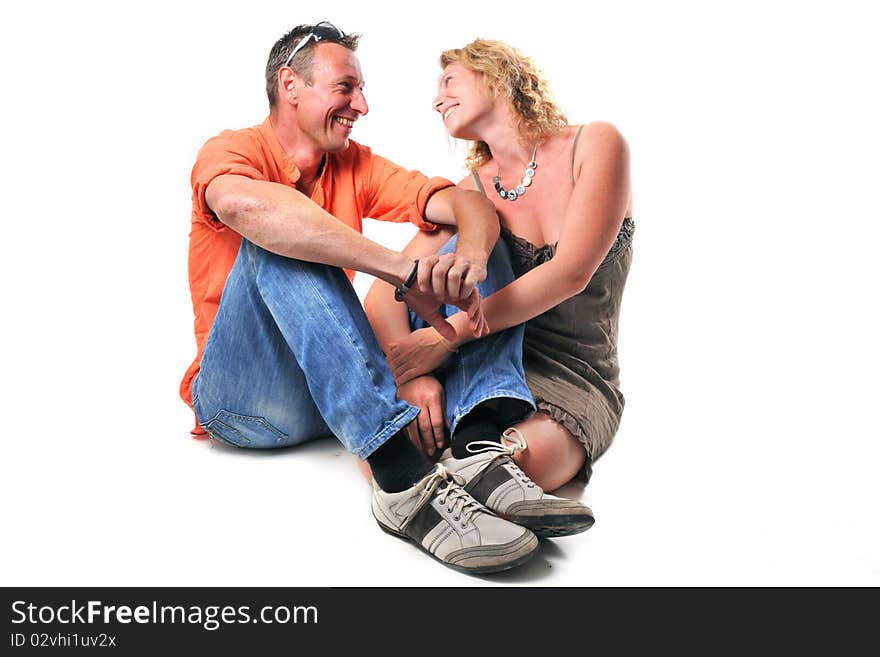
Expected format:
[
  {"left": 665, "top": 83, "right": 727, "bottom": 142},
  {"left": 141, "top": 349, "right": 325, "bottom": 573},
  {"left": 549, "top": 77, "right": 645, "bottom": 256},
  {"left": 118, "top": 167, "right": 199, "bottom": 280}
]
[{"left": 509, "top": 414, "right": 586, "bottom": 491}]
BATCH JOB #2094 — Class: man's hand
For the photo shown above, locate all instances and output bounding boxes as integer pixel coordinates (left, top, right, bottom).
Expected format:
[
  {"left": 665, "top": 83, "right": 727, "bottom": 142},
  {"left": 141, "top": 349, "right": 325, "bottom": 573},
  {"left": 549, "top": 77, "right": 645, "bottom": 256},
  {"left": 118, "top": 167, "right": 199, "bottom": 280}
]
[
  {"left": 410, "top": 252, "right": 489, "bottom": 338},
  {"left": 401, "top": 285, "right": 457, "bottom": 342},
  {"left": 417, "top": 252, "right": 487, "bottom": 306},
  {"left": 398, "top": 375, "right": 449, "bottom": 457}
]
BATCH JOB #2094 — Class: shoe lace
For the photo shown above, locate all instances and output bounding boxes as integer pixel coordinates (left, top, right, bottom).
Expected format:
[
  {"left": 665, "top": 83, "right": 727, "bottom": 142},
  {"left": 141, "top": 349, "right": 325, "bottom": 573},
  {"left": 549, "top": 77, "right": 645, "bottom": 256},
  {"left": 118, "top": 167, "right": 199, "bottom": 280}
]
[
  {"left": 436, "top": 480, "right": 484, "bottom": 528},
  {"left": 400, "top": 465, "right": 484, "bottom": 530},
  {"left": 465, "top": 428, "right": 536, "bottom": 489}
]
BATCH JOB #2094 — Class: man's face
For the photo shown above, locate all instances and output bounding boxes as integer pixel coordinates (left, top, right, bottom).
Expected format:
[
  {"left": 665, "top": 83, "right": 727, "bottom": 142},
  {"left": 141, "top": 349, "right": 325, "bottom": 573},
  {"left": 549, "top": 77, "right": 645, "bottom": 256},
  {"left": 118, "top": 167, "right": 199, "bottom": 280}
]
[{"left": 294, "top": 42, "right": 368, "bottom": 153}]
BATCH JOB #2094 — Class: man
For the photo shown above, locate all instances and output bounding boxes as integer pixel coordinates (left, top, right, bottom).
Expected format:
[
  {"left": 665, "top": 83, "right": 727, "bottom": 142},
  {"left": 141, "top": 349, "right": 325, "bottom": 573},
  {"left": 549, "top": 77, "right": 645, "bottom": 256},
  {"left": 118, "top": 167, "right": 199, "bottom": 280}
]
[{"left": 182, "top": 22, "right": 585, "bottom": 575}]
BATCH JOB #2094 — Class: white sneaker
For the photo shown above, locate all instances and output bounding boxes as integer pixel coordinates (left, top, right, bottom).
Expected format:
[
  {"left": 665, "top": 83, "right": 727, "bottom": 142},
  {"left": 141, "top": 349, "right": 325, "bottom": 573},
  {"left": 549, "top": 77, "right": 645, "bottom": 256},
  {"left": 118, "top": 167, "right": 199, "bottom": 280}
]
[
  {"left": 440, "top": 428, "right": 595, "bottom": 538},
  {"left": 371, "top": 464, "right": 539, "bottom": 574}
]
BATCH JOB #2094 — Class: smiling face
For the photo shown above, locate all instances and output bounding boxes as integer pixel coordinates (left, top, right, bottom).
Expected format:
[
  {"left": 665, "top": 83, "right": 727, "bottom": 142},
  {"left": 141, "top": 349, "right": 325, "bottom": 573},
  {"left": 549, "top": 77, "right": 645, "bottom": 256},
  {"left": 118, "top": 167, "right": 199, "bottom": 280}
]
[
  {"left": 292, "top": 42, "right": 369, "bottom": 152},
  {"left": 432, "top": 63, "right": 494, "bottom": 141}
]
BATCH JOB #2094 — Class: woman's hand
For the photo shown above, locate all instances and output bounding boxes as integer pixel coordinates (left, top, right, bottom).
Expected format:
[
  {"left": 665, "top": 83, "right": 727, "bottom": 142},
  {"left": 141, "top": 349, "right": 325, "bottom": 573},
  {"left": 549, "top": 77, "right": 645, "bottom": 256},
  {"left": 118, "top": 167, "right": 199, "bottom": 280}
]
[
  {"left": 460, "top": 289, "right": 490, "bottom": 338},
  {"left": 388, "top": 328, "right": 452, "bottom": 385},
  {"left": 397, "top": 375, "right": 449, "bottom": 456}
]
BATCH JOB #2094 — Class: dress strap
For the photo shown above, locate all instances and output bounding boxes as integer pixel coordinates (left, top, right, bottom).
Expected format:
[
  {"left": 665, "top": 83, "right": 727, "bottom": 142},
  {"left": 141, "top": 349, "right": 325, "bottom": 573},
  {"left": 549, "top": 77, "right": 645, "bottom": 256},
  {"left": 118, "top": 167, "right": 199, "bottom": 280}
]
[
  {"left": 471, "top": 170, "right": 487, "bottom": 196},
  {"left": 571, "top": 124, "right": 585, "bottom": 185}
]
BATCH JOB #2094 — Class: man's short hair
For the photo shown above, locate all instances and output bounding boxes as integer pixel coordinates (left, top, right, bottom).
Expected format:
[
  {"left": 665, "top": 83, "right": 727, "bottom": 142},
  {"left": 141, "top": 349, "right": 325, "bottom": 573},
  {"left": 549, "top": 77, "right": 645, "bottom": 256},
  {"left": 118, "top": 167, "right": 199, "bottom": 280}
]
[{"left": 265, "top": 23, "right": 361, "bottom": 108}]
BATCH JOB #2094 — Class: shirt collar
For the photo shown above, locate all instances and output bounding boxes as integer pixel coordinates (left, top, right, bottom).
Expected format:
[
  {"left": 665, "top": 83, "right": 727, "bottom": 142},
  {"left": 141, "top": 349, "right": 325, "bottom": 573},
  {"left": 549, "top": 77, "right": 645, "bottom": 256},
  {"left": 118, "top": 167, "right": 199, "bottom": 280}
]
[{"left": 258, "top": 116, "right": 301, "bottom": 183}]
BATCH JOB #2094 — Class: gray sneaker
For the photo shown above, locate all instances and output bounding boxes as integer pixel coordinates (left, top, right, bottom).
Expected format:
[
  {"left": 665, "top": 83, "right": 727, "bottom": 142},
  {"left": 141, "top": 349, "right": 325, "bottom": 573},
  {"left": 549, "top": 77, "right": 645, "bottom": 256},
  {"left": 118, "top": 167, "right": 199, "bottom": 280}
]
[
  {"left": 371, "top": 464, "right": 539, "bottom": 574},
  {"left": 440, "top": 428, "right": 595, "bottom": 538}
]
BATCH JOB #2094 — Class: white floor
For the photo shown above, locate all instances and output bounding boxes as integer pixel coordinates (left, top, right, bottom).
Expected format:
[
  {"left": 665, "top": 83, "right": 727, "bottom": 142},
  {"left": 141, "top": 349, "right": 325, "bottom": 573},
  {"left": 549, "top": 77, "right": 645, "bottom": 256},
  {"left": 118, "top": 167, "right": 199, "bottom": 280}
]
[{"left": 3, "top": 381, "right": 878, "bottom": 587}]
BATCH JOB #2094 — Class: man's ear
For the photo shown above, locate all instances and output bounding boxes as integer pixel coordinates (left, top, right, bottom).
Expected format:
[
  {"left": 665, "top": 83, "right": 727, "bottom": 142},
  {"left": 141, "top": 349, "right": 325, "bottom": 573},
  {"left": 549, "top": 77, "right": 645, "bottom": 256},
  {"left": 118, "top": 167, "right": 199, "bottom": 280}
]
[{"left": 279, "top": 67, "right": 299, "bottom": 99}]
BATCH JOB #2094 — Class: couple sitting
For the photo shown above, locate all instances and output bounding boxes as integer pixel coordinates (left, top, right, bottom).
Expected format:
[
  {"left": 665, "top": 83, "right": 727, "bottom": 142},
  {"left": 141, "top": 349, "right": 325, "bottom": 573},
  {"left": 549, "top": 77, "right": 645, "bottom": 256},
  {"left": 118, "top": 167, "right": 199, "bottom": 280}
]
[{"left": 181, "top": 21, "right": 633, "bottom": 574}]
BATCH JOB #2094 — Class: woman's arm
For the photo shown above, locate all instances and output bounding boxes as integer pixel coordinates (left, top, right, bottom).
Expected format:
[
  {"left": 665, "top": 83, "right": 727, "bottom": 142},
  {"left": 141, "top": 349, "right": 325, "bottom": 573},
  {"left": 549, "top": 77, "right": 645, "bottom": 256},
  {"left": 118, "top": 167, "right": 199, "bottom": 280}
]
[{"left": 387, "top": 123, "right": 630, "bottom": 383}]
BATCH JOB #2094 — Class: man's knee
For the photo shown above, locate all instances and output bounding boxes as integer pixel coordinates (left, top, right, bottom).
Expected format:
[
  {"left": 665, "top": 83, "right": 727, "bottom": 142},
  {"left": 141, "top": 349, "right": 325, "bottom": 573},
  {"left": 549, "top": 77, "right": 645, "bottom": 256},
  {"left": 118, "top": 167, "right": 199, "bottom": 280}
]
[
  {"left": 478, "top": 238, "right": 515, "bottom": 296},
  {"left": 437, "top": 234, "right": 459, "bottom": 256}
]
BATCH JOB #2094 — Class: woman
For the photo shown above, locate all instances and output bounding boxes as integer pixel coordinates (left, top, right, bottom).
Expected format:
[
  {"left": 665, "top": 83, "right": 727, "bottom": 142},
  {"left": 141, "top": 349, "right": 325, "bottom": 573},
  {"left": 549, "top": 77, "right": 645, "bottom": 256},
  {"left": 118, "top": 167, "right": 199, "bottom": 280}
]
[{"left": 365, "top": 39, "right": 633, "bottom": 492}]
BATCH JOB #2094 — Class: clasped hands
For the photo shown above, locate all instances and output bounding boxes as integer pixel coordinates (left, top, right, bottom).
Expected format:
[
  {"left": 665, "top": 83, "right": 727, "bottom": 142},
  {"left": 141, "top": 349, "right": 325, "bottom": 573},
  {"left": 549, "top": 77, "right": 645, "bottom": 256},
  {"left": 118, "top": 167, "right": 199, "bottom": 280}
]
[{"left": 401, "top": 250, "right": 489, "bottom": 341}]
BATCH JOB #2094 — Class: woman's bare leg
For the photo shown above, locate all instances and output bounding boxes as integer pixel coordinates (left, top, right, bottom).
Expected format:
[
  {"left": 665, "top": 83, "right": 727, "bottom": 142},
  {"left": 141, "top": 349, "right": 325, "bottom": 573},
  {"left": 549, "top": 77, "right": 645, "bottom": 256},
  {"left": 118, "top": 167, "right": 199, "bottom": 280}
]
[{"left": 508, "top": 413, "right": 587, "bottom": 492}]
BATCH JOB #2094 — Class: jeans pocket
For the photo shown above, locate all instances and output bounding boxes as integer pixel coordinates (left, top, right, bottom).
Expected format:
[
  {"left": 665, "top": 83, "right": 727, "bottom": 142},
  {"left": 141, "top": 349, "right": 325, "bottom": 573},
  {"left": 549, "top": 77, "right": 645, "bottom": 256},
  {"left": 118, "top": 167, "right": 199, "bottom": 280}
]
[{"left": 202, "top": 409, "right": 289, "bottom": 448}]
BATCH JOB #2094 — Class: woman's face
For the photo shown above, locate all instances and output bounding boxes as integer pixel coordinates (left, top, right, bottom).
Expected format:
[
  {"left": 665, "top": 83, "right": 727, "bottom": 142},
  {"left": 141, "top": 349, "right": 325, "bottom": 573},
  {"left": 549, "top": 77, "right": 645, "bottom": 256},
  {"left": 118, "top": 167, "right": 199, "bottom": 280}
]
[{"left": 433, "top": 63, "right": 494, "bottom": 141}]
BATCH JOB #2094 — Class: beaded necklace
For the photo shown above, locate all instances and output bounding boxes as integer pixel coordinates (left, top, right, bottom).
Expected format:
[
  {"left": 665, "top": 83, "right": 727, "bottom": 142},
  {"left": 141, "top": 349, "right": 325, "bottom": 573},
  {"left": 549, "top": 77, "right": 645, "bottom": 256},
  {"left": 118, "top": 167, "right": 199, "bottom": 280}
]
[{"left": 492, "top": 146, "right": 538, "bottom": 202}]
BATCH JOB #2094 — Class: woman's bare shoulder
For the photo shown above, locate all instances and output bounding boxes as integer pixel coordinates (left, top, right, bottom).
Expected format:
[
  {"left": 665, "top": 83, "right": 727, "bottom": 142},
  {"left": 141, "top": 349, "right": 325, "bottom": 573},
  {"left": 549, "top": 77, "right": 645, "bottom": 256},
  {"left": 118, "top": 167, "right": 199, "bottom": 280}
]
[
  {"left": 576, "top": 121, "right": 627, "bottom": 149},
  {"left": 456, "top": 173, "right": 477, "bottom": 190},
  {"left": 541, "top": 123, "right": 624, "bottom": 163},
  {"left": 569, "top": 122, "right": 632, "bottom": 217},
  {"left": 570, "top": 121, "right": 628, "bottom": 171},
  {"left": 459, "top": 162, "right": 499, "bottom": 192}
]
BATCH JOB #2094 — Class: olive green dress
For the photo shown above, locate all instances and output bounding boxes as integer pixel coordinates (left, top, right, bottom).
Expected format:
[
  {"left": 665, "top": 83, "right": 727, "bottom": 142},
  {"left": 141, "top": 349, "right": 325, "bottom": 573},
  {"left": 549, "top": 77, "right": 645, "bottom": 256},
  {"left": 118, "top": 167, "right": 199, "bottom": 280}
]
[{"left": 472, "top": 128, "right": 634, "bottom": 481}]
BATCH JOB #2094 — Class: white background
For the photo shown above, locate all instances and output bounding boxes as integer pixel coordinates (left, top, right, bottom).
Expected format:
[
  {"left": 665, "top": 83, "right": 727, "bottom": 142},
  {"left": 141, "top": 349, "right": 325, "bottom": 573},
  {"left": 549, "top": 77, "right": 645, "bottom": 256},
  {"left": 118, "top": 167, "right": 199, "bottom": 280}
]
[{"left": 1, "top": 0, "right": 877, "bottom": 586}]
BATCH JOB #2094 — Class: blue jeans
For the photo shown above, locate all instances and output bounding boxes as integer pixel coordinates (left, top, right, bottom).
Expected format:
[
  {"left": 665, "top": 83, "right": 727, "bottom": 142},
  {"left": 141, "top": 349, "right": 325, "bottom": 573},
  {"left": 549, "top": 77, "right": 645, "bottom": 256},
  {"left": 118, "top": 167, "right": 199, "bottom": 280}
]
[
  {"left": 410, "top": 235, "right": 534, "bottom": 435},
  {"left": 191, "top": 236, "right": 534, "bottom": 458}
]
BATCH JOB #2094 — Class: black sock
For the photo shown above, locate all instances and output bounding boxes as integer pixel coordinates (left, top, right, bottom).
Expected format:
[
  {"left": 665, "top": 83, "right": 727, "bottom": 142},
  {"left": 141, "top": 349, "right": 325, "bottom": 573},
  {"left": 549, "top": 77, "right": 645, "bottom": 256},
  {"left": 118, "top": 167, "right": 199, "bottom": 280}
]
[
  {"left": 367, "top": 428, "right": 434, "bottom": 493},
  {"left": 451, "top": 404, "right": 501, "bottom": 459}
]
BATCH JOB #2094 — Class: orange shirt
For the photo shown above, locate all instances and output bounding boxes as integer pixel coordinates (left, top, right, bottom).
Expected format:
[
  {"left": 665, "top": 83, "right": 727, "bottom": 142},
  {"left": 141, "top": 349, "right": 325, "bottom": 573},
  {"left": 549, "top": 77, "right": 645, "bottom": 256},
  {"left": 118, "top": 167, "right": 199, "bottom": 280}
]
[{"left": 181, "top": 117, "right": 453, "bottom": 434}]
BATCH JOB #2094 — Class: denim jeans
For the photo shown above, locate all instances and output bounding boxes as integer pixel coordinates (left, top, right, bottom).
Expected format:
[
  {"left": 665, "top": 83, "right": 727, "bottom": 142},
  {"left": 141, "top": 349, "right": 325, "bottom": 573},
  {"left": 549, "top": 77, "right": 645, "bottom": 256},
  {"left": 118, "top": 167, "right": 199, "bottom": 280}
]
[
  {"left": 191, "top": 235, "right": 534, "bottom": 458},
  {"left": 410, "top": 235, "right": 534, "bottom": 435}
]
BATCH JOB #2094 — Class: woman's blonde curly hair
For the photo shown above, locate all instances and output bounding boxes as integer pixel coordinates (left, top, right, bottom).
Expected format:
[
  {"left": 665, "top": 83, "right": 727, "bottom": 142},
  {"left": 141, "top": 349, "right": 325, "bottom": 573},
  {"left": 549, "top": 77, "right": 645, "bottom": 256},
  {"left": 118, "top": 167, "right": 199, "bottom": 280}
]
[{"left": 440, "top": 39, "right": 567, "bottom": 171}]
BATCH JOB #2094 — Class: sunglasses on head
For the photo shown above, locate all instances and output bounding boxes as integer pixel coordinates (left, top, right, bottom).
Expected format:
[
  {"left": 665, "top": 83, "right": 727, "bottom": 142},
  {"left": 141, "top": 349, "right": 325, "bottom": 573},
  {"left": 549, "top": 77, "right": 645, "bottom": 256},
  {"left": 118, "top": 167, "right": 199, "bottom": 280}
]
[{"left": 284, "top": 21, "right": 346, "bottom": 67}]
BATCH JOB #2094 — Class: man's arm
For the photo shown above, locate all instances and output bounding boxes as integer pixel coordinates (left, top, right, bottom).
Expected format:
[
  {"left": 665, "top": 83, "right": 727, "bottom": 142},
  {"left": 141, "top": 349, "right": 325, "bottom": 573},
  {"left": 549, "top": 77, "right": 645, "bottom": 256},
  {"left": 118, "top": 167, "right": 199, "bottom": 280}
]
[
  {"left": 206, "top": 174, "right": 414, "bottom": 286},
  {"left": 206, "top": 173, "right": 458, "bottom": 339},
  {"left": 420, "top": 186, "right": 500, "bottom": 302}
]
